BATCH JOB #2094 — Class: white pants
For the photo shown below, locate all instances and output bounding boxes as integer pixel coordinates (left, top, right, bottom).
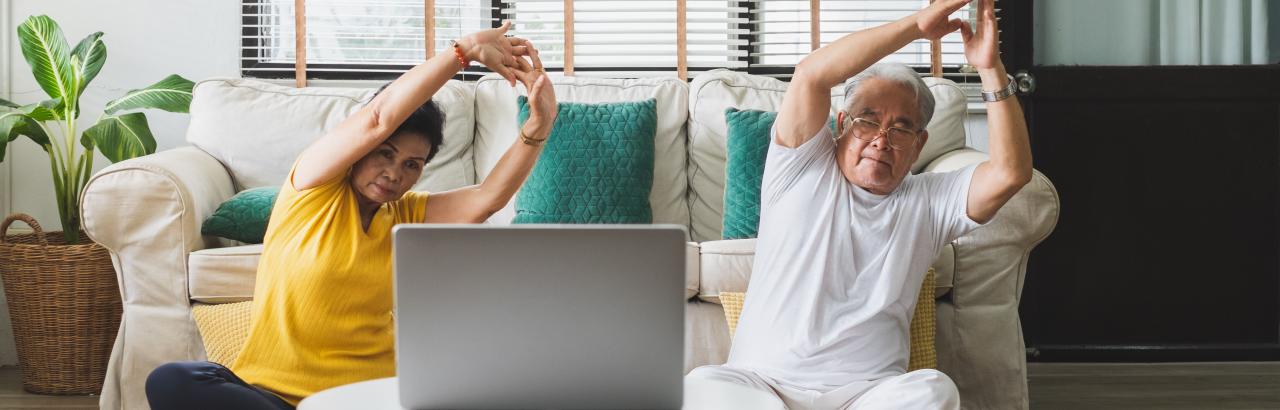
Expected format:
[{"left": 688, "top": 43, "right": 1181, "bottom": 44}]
[{"left": 686, "top": 365, "right": 960, "bottom": 410}]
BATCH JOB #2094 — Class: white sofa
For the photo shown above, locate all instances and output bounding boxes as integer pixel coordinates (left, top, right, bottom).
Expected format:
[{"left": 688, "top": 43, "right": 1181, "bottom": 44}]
[{"left": 82, "top": 70, "right": 1059, "bottom": 410}]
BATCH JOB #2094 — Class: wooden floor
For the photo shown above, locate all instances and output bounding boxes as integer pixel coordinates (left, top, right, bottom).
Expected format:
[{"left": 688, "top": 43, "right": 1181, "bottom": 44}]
[
  {"left": 0, "top": 362, "right": 1276, "bottom": 409},
  {"left": 1028, "top": 362, "right": 1280, "bottom": 410},
  {"left": 0, "top": 366, "right": 98, "bottom": 409}
]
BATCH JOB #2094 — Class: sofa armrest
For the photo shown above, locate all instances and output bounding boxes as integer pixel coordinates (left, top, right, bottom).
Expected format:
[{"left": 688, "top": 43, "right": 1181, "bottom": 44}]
[
  {"left": 81, "top": 146, "right": 235, "bottom": 410},
  {"left": 924, "top": 148, "right": 1060, "bottom": 410}
]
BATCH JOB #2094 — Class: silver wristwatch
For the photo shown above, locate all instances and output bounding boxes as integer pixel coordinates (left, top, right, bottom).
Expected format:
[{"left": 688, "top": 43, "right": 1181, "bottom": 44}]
[{"left": 981, "top": 74, "right": 1017, "bottom": 102}]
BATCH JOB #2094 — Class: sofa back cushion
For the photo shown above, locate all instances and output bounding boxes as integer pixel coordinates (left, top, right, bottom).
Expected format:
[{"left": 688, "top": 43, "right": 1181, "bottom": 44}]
[
  {"left": 473, "top": 75, "right": 690, "bottom": 236},
  {"left": 686, "top": 70, "right": 968, "bottom": 242},
  {"left": 186, "top": 78, "right": 477, "bottom": 193}
]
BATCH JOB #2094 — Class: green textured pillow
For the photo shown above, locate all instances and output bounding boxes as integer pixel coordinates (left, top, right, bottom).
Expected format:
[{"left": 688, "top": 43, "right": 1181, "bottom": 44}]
[
  {"left": 513, "top": 96, "right": 657, "bottom": 224},
  {"left": 721, "top": 109, "right": 835, "bottom": 239},
  {"left": 722, "top": 108, "right": 775, "bottom": 239},
  {"left": 201, "top": 186, "right": 279, "bottom": 244}
]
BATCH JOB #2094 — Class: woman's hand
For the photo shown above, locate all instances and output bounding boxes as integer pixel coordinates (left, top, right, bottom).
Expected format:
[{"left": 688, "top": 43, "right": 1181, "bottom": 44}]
[
  {"left": 960, "top": 0, "right": 1002, "bottom": 71},
  {"left": 914, "top": 0, "right": 970, "bottom": 41},
  {"left": 421, "top": 44, "right": 557, "bottom": 224},
  {"left": 457, "top": 21, "right": 543, "bottom": 86},
  {"left": 513, "top": 59, "right": 557, "bottom": 139}
]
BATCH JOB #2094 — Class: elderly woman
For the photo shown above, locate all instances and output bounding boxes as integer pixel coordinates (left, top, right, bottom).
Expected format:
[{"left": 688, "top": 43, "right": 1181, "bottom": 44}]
[{"left": 145, "top": 22, "right": 558, "bottom": 410}]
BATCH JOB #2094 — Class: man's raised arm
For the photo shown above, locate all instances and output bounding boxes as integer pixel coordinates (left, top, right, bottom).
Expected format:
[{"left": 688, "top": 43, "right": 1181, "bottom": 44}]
[
  {"left": 773, "top": 0, "right": 973, "bottom": 148},
  {"left": 962, "top": 0, "right": 1033, "bottom": 223}
]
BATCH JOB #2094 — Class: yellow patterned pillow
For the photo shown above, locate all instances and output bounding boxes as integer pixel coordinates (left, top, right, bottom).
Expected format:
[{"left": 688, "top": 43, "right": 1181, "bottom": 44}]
[
  {"left": 720, "top": 268, "right": 937, "bottom": 371},
  {"left": 191, "top": 301, "right": 254, "bottom": 366}
]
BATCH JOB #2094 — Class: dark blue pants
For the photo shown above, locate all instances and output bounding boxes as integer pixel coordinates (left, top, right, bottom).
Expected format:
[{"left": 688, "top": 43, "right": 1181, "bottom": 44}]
[{"left": 145, "top": 361, "right": 294, "bottom": 410}]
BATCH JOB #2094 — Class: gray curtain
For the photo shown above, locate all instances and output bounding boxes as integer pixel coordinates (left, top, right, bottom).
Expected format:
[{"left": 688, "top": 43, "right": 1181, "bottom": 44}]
[{"left": 1036, "top": 0, "right": 1276, "bottom": 65}]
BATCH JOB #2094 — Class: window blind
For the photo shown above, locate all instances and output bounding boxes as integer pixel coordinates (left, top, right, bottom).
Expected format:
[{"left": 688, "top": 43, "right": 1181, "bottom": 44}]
[
  {"left": 749, "top": 0, "right": 977, "bottom": 77},
  {"left": 243, "top": 0, "right": 987, "bottom": 84},
  {"left": 241, "top": 0, "right": 496, "bottom": 82},
  {"left": 500, "top": 0, "right": 748, "bottom": 78}
]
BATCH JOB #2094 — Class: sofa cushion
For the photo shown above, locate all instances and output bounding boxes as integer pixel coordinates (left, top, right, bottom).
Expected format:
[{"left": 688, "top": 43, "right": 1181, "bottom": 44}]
[
  {"left": 188, "top": 241, "right": 707, "bottom": 302},
  {"left": 684, "top": 242, "right": 700, "bottom": 300},
  {"left": 721, "top": 108, "right": 773, "bottom": 240},
  {"left": 473, "top": 75, "right": 690, "bottom": 238},
  {"left": 935, "top": 243, "right": 956, "bottom": 297},
  {"left": 696, "top": 239, "right": 954, "bottom": 304},
  {"left": 686, "top": 69, "right": 968, "bottom": 242},
  {"left": 201, "top": 187, "right": 279, "bottom": 244},
  {"left": 512, "top": 97, "right": 657, "bottom": 224},
  {"left": 696, "top": 239, "right": 757, "bottom": 304},
  {"left": 191, "top": 301, "right": 253, "bottom": 366},
  {"left": 188, "top": 245, "right": 262, "bottom": 303},
  {"left": 717, "top": 267, "right": 939, "bottom": 371},
  {"left": 186, "top": 78, "right": 476, "bottom": 193}
]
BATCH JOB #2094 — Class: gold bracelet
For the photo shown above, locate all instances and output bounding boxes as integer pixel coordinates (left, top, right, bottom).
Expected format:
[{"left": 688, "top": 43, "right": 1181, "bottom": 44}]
[{"left": 519, "top": 127, "right": 547, "bottom": 146}]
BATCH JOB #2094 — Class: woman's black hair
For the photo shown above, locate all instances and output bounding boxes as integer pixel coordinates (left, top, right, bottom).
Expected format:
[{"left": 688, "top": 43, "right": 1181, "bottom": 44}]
[{"left": 370, "top": 82, "right": 446, "bottom": 164}]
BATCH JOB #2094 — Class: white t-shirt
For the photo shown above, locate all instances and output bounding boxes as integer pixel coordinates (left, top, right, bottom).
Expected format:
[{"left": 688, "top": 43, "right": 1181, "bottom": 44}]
[{"left": 726, "top": 125, "right": 984, "bottom": 391}]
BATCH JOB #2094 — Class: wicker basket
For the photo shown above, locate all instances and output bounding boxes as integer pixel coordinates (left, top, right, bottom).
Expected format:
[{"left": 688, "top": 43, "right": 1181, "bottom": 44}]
[{"left": 0, "top": 214, "right": 122, "bottom": 395}]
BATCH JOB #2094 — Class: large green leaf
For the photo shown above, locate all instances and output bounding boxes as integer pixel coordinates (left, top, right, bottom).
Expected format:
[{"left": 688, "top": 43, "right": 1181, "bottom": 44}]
[
  {"left": 0, "top": 126, "right": 10, "bottom": 162},
  {"left": 0, "top": 111, "right": 23, "bottom": 161},
  {"left": 103, "top": 74, "right": 194, "bottom": 114},
  {"left": 0, "top": 111, "right": 51, "bottom": 161},
  {"left": 82, "top": 113, "right": 156, "bottom": 163},
  {"left": 19, "top": 100, "right": 61, "bottom": 121},
  {"left": 70, "top": 32, "right": 106, "bottom": 96},
  {"left": 17, "top": 16, "right": 76, "bottom": 108},
  {"left": 0, "top": 110, "right": 29, "bottom": 141},
  {"left": 19, "top": 116, "right": 51, "bottom": 149}
]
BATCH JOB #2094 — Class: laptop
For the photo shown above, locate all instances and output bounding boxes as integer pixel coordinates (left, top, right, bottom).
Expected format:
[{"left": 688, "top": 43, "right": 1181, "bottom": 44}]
[{"left": 392, "top": 224, "right": 687, "bottom": 410}]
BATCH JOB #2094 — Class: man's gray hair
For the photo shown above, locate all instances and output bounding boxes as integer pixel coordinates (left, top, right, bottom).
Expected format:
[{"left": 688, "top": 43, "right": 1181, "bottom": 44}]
[{"left": 841, "top": 63, "right": 935, "bottom": 130}]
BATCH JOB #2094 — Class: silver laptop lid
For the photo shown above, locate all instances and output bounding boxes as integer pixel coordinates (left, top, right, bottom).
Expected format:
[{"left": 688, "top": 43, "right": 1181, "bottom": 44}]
[{"left": 393, "top": 224, "right": 686, "bottom": 410}]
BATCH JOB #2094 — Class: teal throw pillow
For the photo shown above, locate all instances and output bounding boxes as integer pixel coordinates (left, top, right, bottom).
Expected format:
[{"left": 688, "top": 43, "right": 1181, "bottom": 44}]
[
  {"left": 721, "top": 109, "right": 835, "bottom": 239},
  {"left": 201, "top": 186, "right": 279, "bottom": 244},
  {"left": 722, "top": 108, "right": 775, "bottom": 239},
  {"left": 512, "top": 96, "right": 657, "bottom": 224}
]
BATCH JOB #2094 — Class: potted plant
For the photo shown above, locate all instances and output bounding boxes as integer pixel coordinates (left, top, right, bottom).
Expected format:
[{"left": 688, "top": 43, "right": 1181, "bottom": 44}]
[{"left": 0, "top": 15, "right": 193, "bottom": 395}]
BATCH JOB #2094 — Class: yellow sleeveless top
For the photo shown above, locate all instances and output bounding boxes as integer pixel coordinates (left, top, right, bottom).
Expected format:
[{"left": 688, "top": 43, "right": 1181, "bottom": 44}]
[{"left": 231, "top": 166, "right": 428, "bottom": 405}]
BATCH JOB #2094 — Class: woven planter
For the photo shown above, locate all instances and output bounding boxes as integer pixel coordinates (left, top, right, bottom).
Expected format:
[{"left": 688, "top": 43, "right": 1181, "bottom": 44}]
[{"left": 0, "top": 214, "right": 122, "bottom": 395}]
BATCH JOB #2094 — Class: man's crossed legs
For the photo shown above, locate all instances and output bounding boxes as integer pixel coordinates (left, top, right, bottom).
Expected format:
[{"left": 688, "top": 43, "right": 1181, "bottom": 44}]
[{"left": 688, "top": 365, "right": 959, "bottom": 410}]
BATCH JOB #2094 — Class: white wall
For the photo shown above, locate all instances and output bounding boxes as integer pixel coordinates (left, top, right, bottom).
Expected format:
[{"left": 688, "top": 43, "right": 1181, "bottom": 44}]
[
  {"left": 0, "top": 0, "right": 15, "bottom": 367},
  {"left": 1, "top": 0, "right": 240, "bottom": 366}
]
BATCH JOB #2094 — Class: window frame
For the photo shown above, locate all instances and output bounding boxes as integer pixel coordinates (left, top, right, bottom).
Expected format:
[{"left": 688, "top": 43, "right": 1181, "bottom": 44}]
[
  {"left": 241, "top": 0, "right": 1005, "bottom": 83},
  {"left": 240, "top": 0, "right": 505, "bottom": 81}
]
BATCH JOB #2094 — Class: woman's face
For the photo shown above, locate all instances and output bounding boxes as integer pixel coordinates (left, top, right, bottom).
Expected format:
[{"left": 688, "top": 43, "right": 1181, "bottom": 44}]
[{"left": 350, "top": 131, "right": 431, "bottom": 204}]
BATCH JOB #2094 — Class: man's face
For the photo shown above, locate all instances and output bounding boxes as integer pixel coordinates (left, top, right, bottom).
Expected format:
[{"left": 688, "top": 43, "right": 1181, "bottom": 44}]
[{"left": 835, "top": 78, "right": 929, "bottom": 195}]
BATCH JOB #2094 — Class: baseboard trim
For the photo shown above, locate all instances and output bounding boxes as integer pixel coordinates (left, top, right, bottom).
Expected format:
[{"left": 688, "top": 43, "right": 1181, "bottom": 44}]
[{"left": 1028, "top": 344, "right": 1280, "bottom": 362}]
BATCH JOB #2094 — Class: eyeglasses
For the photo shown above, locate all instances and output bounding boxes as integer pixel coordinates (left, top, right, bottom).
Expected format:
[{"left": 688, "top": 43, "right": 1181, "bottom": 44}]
[{"left": 841, "top": 117, "right": 921, "bottom": 150}]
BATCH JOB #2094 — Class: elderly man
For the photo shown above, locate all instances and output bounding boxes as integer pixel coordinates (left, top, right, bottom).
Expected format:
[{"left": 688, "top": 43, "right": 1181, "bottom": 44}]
[{"left": 687, "top": 0, "right": 1030, "bottom": 408}]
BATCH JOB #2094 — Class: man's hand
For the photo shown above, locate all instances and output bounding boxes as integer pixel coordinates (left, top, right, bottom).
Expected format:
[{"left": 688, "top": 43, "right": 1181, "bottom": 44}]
[
  {"left": 915, "top": 0, "right": 971, "bottom": 41},
  {"left": 958, "top": 0, "right": 1030, "bottom": 224},
  {"left": 960, "top": 0, "right": 1001, "bottom": 71}
]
